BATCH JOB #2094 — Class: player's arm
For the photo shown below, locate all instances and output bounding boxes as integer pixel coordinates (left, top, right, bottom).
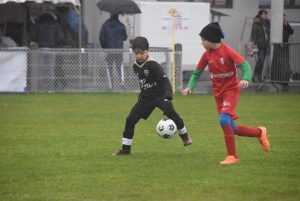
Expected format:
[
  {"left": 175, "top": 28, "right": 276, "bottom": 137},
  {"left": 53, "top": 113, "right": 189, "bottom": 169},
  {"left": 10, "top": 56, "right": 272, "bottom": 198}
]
[
  {"left": 182, "top": 68, "right": 202, "bottom": 96},
  {"left": 238, "top": 60, "right": 252, "bottom": 88},
  {"left": 227, "top": 46, "right": 252, "bottom": 88},
  {"left": 187, "top": 69, "right": 202, "bottom": 90},
  {"left": 183, "top": 53, "right": 207, "bottom": 96},
  {"left": 155, "top": 63, "right": 173, "bottom": 100},
  {"left": 239, "top": 60, "right": 252, "bottom": 82},
  {"left": 162, "top": 75, "right": 173, "bottom": 100}
]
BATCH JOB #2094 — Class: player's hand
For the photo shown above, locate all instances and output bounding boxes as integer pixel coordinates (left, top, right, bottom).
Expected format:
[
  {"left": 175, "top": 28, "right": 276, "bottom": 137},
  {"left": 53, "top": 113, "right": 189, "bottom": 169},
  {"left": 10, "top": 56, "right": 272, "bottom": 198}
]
[
  {"left": 182, "top": 88, "right": 192, "bottom": 96},
  {"left": 238, "top": 80, "right": 249, "bottom": 89}
]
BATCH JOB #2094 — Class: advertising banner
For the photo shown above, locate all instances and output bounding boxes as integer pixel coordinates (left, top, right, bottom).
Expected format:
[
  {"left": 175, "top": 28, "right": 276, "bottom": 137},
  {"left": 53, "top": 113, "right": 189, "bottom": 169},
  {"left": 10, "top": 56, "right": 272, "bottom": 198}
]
[{"left": 0, "top": 51, "right": 27, "bottom": 92}]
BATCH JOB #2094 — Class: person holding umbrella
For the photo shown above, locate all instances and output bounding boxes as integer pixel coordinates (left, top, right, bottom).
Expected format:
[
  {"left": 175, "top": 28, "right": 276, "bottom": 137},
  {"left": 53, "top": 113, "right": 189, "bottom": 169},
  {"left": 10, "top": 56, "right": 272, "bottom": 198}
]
[
  {"left": 99, "top": 14, "right": 128, "bottom": 89},
  {"left": 97, "top": 0, "right": 141, "bottom": 89}
]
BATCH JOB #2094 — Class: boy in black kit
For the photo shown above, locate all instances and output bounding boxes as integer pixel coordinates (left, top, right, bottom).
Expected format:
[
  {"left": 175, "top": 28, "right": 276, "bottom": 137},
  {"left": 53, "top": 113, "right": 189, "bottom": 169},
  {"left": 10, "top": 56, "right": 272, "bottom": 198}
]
[{"left": 112, "top": 36, "right": 192, "bottom": 156}]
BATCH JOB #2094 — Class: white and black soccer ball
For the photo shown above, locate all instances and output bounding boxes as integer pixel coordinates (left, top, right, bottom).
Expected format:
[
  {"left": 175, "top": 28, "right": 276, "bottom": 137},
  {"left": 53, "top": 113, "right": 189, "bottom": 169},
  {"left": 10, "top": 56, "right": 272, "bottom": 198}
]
[{"left": 156, "top": 118, "right": 177, "bottom": 138}]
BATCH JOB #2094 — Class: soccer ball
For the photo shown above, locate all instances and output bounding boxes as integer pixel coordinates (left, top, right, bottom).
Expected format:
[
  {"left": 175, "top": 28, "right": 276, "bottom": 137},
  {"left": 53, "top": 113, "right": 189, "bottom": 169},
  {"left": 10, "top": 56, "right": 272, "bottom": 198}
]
[{"left": 156, "top": 118, "right": 177, "bottom": 138}]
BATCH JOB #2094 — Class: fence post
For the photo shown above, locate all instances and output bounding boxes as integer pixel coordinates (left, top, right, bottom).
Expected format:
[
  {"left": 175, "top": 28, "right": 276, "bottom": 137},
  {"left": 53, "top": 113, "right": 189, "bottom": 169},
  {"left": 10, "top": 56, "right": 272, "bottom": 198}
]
[{"left": 174, "top": 43, "right": 182, "bottom": 92}]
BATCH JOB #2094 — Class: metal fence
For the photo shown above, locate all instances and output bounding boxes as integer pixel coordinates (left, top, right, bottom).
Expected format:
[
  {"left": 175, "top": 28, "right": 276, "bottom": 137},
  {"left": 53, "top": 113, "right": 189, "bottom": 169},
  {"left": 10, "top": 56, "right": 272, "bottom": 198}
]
[
  {"left": 0, "top": 48, "right": 183, "bottom": 93},
  {"left": 259, "top": 43, "right": 300, "bottom": 90}
]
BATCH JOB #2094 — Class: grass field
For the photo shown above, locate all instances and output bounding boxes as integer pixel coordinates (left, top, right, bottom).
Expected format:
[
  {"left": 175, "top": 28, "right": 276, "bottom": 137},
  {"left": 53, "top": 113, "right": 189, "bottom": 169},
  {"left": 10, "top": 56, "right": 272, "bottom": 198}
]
[{"left": 0, "top": 92, "right": 300, "bottom": 201}]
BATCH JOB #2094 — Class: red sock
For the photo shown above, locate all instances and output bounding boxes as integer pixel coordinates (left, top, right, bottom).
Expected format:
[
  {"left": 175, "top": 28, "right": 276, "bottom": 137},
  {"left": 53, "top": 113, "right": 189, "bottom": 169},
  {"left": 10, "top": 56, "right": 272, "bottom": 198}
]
[
  {"left": 235, "top": 125, "right": 261, "bottom": 137},
  {"left": 222, "top": 125, "right": 237, "bottom": 158}
]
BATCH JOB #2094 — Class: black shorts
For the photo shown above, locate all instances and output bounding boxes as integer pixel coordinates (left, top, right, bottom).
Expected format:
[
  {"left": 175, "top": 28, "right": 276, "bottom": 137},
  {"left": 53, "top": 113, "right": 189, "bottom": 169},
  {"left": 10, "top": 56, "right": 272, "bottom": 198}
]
[{"left": 130, "top": 94, "right": 173, "bottom": 120}]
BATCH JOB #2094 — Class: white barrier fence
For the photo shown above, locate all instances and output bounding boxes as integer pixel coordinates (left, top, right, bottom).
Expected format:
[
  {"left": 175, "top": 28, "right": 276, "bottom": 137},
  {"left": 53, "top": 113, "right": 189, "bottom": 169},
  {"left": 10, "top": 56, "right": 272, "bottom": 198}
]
[
  {"left": 0, "top": 48, "right": 183, "bottom": 93},
  {"left": 259, "top": 43, "right": 300, "bottom": 90}
]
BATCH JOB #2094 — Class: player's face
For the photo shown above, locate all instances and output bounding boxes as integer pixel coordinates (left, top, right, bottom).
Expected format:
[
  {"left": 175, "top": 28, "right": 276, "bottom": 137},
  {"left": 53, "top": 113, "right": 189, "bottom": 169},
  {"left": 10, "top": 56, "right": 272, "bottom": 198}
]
[
  {"left": 201, "top": 37, "right": 213, "bottom": 50},
  {"left": 133, "top": 48, "right": 149, "bottom": 63}
]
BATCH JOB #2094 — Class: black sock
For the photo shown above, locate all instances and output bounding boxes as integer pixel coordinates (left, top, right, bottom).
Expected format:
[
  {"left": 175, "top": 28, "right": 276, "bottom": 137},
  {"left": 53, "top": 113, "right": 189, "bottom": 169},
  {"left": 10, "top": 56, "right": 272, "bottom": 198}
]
[
  {"left": 122, "top": 144, "right": 131, "bottom": 150},
  {"left": 180, "top": 133, "right": 188, "bottom": 139}
]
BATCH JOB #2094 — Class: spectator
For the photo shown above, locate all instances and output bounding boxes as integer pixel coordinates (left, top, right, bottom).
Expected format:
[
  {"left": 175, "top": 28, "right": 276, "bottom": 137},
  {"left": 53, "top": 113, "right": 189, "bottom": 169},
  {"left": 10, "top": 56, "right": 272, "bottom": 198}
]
[
  {"left": 31, "top": 12, "right": 64, "bottom": 92},
  {"left": 99, "top": 14, "right": 127, "bottom": 89},
  {"left": 251, "top": 10, "right": 270, "bottom": 82},
  {"left": 282, "top": 13, "right": 294, "bottom": 64},
  {"left": 270, "top": 14, "right": 294, "bottom": 86}
]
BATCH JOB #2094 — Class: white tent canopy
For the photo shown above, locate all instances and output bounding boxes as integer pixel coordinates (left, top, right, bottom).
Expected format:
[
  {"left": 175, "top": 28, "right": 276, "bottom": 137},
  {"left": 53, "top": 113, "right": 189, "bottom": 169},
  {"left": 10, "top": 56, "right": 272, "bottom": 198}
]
[
  {"left": 0, "top": 0, "right": 80, "bottom": 7},
  {"left": 0, "top": 0, "right": 82, "bottom": 47}
]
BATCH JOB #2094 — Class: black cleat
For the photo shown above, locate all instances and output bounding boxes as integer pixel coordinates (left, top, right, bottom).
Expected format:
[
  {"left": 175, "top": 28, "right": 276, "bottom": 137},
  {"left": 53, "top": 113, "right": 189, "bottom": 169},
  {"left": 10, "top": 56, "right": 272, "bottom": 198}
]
[
  {"left": 112, "top": 149, "right": 131, "bottom": 156},
  {"left": 180, "top": 134, "right": 192, "bottom": 146}
]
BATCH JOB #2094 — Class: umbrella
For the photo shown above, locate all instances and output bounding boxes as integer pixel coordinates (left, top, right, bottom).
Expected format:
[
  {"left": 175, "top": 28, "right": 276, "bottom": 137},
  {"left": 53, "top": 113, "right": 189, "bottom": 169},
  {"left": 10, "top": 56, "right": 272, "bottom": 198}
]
[{"left": 97, "top": 0, "right": 141, "bottom": 15}]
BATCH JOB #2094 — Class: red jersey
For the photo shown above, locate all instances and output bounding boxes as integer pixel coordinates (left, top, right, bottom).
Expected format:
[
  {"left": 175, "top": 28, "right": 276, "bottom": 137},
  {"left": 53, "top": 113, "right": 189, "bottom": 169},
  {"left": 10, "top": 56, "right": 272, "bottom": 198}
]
[{"left": 196, "top": 43, "right": 245, "bottom": 98}]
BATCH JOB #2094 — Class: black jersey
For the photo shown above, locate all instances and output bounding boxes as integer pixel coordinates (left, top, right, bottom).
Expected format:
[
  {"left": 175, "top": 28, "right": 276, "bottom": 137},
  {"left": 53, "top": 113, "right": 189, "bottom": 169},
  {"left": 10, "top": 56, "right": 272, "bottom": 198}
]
[{"left": 133, "top": 56, "right": 173, "bottom": 100}]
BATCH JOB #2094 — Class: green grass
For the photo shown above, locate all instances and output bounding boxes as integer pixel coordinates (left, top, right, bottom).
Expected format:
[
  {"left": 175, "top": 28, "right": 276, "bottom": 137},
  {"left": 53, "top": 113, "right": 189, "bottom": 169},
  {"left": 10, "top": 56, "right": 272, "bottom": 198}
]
[{"left": 0, "top": 92, "right": 300, "bottom": 201}]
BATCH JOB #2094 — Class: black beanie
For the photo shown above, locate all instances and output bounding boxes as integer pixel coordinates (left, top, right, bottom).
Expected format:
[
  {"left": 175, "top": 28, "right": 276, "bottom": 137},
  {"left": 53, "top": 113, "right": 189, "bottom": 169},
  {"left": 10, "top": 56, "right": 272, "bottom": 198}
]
[{"left": 199, "top": 22, "right": 224, "bottom": 43}]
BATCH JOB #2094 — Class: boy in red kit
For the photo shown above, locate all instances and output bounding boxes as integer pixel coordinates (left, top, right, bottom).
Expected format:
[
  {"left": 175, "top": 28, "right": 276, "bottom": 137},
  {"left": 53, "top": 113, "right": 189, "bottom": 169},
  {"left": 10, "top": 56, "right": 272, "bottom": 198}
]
[{"left": 182, "top": 22, "right": 270, "bottom": 165}]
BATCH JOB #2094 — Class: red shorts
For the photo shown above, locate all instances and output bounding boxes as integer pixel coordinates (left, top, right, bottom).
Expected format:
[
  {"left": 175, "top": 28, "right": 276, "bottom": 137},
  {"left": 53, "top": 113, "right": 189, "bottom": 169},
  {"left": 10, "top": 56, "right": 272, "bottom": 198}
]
[{"left": 215, "top": 92, "right": 239, "bottom": 120}]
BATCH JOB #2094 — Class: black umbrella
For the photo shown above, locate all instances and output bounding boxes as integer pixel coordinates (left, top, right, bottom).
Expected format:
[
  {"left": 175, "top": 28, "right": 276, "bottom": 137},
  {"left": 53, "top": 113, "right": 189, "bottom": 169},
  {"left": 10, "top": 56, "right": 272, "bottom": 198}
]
[{"left": 97, "top": 0, "right": 141, "bottom": 15}]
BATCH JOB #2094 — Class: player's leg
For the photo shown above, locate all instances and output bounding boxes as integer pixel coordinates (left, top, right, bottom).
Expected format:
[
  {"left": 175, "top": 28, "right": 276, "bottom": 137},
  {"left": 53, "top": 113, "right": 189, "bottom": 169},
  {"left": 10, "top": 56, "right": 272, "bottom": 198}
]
[
  {"left": 217, "top": 94, "right": 239, "bottom": 164},
  {"left": 234, "top": 123, "right": 269, "bottom": 152},
  {"left": 112, "top": 101, "right": 155, "bottom": 156},
  {"left": 219, "top": 113, "right": 239, "bottom": 164},
  {"left": 157, "top": 100, "right": 192, "bottom": 146},
  {"left": 228, "top": 107, "right": 270, "bottom": 152}
]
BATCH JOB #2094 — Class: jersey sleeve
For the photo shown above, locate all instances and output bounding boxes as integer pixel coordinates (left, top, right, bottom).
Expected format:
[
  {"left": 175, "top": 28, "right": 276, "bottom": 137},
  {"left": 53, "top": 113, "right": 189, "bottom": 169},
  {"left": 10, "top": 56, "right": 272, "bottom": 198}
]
[
  {"left": 226, "top": 46, "right": 252, "bottom": 82},
  {"left": 227, "top": 45, "right": 245, "bottom": 65},
  {"left": 239, "top": 61, "right": 252, "bottom": 82},
  {"left": 196, "top": 51, "right": 208, "bottom": 71},
  {"left": 185, "top": 52, "right": 207, "bottom": 91},
  {"left": 187, "top": 69, "right": 202, "bottom": 90},
  {"left": 153, "top": 62, "right": 173, "bottom": 100}
]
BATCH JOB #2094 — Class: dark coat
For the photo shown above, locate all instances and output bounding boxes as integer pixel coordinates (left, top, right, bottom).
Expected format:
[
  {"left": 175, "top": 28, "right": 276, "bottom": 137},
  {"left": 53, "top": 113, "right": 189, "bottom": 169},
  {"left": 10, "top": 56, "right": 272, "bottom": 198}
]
[
  {"left": 31, "top": 14, "right": 64, "bottom": 48},
  {"left": 99, "top": 17, "right": 127, "bottom": 49},
  {"left": 251, "top": 17, "right": 270, "bottom": 48},
  {"left": 283, "top": 22, "right": 294, "bottom": 43}
]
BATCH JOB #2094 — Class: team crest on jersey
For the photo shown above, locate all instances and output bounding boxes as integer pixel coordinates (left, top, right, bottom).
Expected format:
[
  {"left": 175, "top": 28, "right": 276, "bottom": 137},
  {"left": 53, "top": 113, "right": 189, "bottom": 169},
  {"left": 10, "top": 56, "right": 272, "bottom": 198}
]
[
  {"left": 144, "top": 69, "right": 149, "bottom": 76},
  {"left": 220, "top": 58, "right": 224, "bottom": 64}
]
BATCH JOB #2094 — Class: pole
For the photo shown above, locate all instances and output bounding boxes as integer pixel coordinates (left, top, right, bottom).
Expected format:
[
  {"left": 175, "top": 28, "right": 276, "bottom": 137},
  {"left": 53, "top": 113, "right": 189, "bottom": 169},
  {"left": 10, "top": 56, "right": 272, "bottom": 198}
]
[
  {"left": 239, "top": 17, "right": 248, "bottom": 55},
  {"left": 78, "top": 5, "right": 82, "bottom": 48},
  {"left": 171, "top": 17, "right": 175, "bottom": 93}
]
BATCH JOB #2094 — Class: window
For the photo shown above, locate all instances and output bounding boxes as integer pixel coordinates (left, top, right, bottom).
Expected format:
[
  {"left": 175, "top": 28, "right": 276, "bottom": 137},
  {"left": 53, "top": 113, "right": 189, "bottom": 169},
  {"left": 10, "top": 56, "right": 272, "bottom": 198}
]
[
  {"left": 259, "top": 0, "right": 300, "bottom": 9},
  {"left": 156, "top": 0, "right": 233, "bottom": 8}
]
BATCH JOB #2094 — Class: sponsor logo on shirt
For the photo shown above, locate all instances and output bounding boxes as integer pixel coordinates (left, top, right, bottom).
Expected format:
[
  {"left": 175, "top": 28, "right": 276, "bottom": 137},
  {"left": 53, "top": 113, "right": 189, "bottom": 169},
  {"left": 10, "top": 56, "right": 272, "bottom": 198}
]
[
  {"left": 139, "top": 79, "right": 157, "bottom": 90},
  {"left": 210, "top": 71, "right": 234, "bottom": 79},
  {"left": 144, "top": 70, "right": 149, "bottom": 76}
]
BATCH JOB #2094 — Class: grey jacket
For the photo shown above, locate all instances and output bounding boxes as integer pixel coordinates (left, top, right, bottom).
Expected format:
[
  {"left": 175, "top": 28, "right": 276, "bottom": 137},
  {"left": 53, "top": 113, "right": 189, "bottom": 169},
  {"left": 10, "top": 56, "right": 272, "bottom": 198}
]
[{"left": 251, "top": 17, "right": 270, "bottom": 48}]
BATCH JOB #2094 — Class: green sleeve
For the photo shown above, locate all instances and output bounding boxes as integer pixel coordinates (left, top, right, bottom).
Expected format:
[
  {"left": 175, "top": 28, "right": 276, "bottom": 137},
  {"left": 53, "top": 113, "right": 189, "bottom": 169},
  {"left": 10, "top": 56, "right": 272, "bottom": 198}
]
[
  {"left": 187, "top": 69, "right": 202, "bottom": 90},
  {"left": 239, "top": 61, "right": 252, "bottom": 82}
]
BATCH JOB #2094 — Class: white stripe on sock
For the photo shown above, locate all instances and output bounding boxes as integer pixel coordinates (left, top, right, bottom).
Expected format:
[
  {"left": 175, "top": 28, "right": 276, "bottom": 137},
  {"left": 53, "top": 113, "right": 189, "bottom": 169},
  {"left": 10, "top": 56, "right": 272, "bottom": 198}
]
[
  {"left": 178, "top": 126, "right": 187, "bottom": 135},
  {"left": 122, "top": 138, "right": 132, "bottom": 145}
]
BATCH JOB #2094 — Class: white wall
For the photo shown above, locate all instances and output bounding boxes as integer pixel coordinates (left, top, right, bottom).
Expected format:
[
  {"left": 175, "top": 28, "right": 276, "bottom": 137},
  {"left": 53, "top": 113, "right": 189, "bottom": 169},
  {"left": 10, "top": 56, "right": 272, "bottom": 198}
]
[{"left": 83, "top": 0, "right": 300, "bottom": 72}]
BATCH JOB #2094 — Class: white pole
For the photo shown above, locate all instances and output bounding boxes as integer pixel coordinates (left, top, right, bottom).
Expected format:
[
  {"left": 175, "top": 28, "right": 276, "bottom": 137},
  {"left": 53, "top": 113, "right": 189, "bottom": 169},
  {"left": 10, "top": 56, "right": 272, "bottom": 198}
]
[{"left": 270, "top": 0, "right": 284, "bottom": 43}]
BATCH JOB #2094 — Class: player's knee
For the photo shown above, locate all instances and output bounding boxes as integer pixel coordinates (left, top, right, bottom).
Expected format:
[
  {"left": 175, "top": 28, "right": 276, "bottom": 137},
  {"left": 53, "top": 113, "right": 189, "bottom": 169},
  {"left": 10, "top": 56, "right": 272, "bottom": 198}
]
[
  {"left": 219, "top": 113, "right": 230, "bottom": 127},
  {"left": 126, "top": 116, "right": 136, "bottom": 127}
]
